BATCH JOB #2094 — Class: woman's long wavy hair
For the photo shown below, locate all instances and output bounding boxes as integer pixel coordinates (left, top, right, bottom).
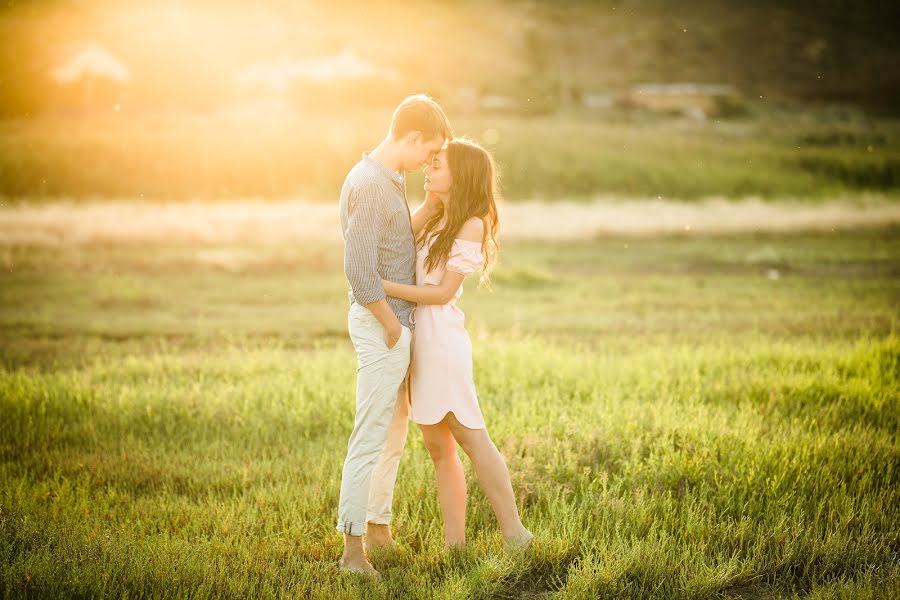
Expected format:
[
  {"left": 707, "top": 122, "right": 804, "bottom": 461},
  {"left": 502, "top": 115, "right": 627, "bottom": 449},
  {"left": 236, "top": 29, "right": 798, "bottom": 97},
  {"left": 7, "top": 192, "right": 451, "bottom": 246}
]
[{"left": 418, "top": 138, "right": 500, "bottom": 287}]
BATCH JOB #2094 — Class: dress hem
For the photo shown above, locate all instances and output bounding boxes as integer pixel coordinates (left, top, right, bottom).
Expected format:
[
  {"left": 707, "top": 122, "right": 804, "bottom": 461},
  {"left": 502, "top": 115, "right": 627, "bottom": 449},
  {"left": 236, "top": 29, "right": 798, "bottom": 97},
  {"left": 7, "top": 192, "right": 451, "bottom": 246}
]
[{"left": 409, "top": 410, "right": 485, "bottom": 430}]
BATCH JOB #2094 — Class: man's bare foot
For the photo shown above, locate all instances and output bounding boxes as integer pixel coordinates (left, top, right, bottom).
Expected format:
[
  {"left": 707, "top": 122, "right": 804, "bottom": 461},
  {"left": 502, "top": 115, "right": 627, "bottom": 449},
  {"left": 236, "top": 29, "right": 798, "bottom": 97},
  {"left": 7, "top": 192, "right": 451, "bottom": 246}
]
[
  {"left": 341, "top": 533, "right": 381, "bottom": 579},
  {"left": 365, "top": 523, "right": 399, "bottom": 552},
  {"left": 503, "top": 529, "right": 534, "bottom": 554},
  {"left": 338, "top": 555, "right": 382, "bottom": 580}
]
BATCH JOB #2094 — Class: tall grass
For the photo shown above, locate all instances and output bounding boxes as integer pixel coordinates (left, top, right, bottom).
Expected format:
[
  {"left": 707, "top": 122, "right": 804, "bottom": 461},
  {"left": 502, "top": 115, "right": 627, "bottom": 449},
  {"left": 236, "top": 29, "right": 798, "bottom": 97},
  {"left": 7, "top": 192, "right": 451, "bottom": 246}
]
[{"left": 1, "top": 227, "right": 898, "bottom": 597}]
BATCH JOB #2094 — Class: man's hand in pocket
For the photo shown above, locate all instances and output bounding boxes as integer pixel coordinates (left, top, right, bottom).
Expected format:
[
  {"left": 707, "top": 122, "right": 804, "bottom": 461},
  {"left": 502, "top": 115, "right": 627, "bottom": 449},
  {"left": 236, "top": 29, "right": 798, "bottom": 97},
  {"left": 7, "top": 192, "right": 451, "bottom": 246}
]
[{"left": 385, "top": 322, "right": 402, "bottom": 349}]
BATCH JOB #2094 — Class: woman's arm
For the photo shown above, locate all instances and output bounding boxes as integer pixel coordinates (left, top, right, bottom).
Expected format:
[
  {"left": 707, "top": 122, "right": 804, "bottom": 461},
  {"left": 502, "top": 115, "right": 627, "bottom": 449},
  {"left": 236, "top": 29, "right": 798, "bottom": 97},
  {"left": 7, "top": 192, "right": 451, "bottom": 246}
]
[
  {"left": 383, "top": 272, "right": 465, "bottom": 305},
  {"left": 383, "top": 217, "right": 485, "bottom": 305}
]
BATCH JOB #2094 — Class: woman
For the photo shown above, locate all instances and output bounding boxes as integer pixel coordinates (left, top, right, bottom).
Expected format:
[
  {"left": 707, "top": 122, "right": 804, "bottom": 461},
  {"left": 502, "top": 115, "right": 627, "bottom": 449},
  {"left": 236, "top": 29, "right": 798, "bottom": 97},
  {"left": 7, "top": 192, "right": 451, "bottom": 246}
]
[{"left": 382, "top": 138, "right": 533, "bottom": 551}]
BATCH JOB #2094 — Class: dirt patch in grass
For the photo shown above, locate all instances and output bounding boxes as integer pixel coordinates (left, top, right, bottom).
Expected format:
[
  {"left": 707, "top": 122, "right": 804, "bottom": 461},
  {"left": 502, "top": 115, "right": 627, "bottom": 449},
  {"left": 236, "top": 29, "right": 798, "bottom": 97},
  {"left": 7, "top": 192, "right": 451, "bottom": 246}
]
[{"left": 1, "top": 197, "right": 899, "bottom": 246}]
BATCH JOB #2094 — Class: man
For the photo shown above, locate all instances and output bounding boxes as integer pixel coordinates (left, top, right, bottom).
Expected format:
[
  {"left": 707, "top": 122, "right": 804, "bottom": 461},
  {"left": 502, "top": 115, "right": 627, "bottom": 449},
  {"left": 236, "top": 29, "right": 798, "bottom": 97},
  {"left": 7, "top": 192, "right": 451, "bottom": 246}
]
[{"left": 337, "top": 94, "right": 452, "bottom": 577}]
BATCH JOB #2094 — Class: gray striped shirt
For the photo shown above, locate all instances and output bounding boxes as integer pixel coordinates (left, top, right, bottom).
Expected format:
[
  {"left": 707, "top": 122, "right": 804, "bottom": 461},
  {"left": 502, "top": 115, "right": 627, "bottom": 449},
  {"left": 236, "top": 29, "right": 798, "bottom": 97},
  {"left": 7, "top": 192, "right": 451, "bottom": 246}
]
[{"left": 339, "top": 153, "right": 416, "bottom": 328}]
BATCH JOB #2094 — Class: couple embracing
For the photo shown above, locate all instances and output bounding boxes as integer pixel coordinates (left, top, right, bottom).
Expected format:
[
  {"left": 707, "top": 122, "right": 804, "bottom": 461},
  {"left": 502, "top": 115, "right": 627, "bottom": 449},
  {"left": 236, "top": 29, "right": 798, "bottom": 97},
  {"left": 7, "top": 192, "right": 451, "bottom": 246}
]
[{"left": 336, "top": 94, "right": 532, "bottom": 577}]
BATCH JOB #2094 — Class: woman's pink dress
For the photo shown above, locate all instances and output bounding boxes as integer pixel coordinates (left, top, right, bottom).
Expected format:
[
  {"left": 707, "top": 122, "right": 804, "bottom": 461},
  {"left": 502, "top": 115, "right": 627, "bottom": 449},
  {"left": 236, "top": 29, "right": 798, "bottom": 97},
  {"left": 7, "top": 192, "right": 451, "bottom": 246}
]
[{"left": 409, "top": 236, "right": 485, "bottom": 429}]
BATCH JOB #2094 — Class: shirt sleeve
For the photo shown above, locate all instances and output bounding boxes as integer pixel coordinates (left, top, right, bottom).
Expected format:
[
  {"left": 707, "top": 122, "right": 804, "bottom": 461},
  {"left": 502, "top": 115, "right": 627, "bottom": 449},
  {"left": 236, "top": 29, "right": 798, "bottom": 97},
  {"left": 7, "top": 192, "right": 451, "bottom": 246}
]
[
  {"left": 446, "top": 239, "right": 483, "bottom": 275},
  {"left": 343, "top": 183, "right": 386, "bottom": 305}
]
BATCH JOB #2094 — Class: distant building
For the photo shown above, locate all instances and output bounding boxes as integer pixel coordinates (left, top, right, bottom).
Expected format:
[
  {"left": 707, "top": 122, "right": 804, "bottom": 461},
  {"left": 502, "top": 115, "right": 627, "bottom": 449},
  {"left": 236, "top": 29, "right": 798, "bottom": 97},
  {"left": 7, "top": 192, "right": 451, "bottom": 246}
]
[
  {"left": 234, "top": 48, "right": 400, "bottom": 94},
  {"left": 619, "top": 83, "right": 740, "bottom": 118},
  {"left": 581, "top": 93, "right": 614, "bottom": 110},
  {"left": 480, "top": 95, "right": 518, "bottom": 111},
  {"left": 50, "top": 42, "right": 130, "bottom": 112},
  {"left": 51, "top": 42, "right": 130, "bottom": 84}
]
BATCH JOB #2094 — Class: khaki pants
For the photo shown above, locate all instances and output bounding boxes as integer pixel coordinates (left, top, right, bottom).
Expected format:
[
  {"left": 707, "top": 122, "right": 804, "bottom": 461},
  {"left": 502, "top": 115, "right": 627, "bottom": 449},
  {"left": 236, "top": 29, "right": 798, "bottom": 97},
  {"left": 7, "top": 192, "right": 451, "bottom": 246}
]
[{"left": 336, "top": 303, "right": 411, "bottom": 536}]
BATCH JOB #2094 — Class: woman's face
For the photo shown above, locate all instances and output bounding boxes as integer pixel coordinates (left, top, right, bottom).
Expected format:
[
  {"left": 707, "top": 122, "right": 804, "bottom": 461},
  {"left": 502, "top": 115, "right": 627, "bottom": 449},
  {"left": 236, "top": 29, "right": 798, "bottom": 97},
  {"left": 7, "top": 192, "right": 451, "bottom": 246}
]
[{"left": 423, "top": 148, "right": 452, "bottom": 195}]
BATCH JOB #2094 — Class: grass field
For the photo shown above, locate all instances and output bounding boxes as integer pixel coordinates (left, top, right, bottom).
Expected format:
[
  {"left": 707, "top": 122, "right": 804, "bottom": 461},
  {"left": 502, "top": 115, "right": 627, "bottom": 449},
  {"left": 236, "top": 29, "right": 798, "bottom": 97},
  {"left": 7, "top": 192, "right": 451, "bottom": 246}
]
[
  {"left": 1, "top": 223, "right": 899, "bottom": 598},
  {"left": 2, "top": 109, "right": 899, "bottom": 203}
]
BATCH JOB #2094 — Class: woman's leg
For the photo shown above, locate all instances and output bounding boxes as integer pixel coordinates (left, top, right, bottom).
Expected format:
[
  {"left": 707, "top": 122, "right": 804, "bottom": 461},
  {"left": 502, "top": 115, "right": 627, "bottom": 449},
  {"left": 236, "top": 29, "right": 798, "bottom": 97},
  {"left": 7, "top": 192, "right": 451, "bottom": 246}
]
[
  {"left": 419, "top": 421, "right": 467, "bottom": 549},
  {"left": 444, "top": 412, "right": 532, "bottom": 547}
]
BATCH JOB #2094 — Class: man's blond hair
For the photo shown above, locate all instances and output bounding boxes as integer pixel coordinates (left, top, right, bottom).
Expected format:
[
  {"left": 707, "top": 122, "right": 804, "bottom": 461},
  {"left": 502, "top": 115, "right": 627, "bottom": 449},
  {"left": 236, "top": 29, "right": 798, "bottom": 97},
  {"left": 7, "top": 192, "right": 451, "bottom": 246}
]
[{"left": 389, "top": 94, "right": 453, "bottom": 142}]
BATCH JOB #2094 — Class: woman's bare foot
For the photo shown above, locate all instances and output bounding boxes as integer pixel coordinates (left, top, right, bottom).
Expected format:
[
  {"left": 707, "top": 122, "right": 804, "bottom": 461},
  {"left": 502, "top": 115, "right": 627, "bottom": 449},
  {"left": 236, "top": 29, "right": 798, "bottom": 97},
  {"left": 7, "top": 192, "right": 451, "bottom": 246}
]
[
  {"left": 503, "top": 529, "right": 534, "bottom": 553},
  {"left": 365, "top": 523, "right": 399, "bottom": 553}
]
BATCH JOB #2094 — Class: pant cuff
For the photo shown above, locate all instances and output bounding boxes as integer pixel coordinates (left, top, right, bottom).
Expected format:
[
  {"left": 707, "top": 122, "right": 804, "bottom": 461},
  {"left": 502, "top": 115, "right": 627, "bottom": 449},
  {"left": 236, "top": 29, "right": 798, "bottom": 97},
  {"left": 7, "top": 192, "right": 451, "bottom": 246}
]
[
  {"left": 366, "top": 513, "right": 391, "bottom": 525},
  {"left": 336, "top": 520, "right": 366, "bottom": 537}
]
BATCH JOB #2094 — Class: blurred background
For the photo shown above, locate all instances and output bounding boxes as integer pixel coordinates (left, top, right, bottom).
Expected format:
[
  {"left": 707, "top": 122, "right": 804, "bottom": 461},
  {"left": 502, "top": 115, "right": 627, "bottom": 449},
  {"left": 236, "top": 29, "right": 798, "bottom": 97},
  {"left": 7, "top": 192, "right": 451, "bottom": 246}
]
[{"left": 1, "top": 0, "right": 899, "bottom": 203}]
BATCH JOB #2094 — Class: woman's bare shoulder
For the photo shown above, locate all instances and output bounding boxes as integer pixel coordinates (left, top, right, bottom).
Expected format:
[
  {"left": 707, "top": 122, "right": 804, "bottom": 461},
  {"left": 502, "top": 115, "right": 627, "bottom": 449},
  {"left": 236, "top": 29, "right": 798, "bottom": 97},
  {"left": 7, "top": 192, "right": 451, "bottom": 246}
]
[{"left": 457, "top": 217, "right": 484, "bottom": 242}]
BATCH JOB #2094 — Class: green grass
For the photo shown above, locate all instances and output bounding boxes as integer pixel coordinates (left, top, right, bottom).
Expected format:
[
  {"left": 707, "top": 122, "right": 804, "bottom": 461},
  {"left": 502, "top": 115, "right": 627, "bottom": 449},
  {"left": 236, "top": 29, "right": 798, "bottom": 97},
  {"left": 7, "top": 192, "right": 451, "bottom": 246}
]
[
  {"left": 1, "top": 109, "right": 899, "bottom": 202},
  {"left": 1, "top": 226, "right": 899, "bottom": 598}
]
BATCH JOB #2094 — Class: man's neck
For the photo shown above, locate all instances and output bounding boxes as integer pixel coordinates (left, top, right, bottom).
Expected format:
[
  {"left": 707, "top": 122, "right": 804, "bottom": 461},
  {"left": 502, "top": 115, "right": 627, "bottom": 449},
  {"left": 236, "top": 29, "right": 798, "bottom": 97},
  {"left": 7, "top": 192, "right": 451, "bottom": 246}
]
[{"left": 369, "top": 139, "right": 404, "bottom": 173}]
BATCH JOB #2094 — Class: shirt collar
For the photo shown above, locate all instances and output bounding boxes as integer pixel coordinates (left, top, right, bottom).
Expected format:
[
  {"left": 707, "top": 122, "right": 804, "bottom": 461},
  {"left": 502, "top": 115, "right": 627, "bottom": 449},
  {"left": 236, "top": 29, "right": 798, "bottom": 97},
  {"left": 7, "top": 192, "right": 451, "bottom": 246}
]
[{"left": 362, "top": 152, "right": 404, "bottom": 188}]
